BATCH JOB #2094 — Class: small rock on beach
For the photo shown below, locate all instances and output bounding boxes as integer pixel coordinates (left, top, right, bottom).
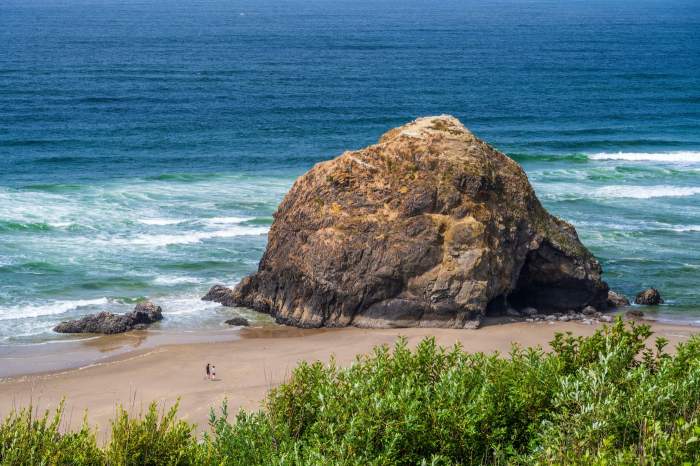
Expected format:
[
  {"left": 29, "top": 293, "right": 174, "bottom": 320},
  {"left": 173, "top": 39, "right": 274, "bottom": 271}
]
[
  {"left": 53, "top": 300, "right": 163, "bottom": 334},
  {"left": 225, "top": 317, "right": 250, "bottom": 327},
  {"left": 607, "top": 290, "right": 631, "bottom": 308},
  {"left": 635, "top": 288, "right": 663, "bottom": 305}
]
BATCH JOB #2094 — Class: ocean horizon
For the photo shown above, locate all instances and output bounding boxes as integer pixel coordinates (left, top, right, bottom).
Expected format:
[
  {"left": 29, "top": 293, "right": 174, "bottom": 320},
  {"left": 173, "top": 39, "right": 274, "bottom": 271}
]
[{"left": 1, "top": 0, "right": 700, "bottom": 346}]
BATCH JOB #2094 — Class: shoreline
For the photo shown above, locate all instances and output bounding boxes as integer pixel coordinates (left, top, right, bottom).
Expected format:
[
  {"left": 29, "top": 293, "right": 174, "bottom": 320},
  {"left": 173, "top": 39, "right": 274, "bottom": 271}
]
[
  {"left": 1, "top": 308, "right": 697, "bottom": 380},
  {"left": 0, "top": 318, "right": 697, "bottom": 438},
  {"left": 0, "top": 327, "right": 247, "bottom": 380}
]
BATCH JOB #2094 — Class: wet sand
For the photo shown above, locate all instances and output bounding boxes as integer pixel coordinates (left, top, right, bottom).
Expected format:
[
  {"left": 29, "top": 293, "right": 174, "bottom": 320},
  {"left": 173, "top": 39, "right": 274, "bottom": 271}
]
[
  {"left": 0, "top": 327, "right": 247, "bottom": 379},
  {"left": 0, "top": 319, "right": 697, "bottom": 440}
]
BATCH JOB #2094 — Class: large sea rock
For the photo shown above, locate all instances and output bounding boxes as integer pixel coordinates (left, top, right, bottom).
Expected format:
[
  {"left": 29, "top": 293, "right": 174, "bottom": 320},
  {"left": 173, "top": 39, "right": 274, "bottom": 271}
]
[{"left": 221, "top": 116, "right": 609, "bottom": 328}]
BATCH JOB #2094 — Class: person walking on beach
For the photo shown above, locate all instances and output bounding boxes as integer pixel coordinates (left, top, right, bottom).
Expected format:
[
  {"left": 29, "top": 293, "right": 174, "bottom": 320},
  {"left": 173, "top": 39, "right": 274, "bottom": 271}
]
[
  {"left": 211, "top": 365, "right": 217, "bottom": 381},
  {"left": 205, "top": 363, "right": 211, "bottom": 380}
]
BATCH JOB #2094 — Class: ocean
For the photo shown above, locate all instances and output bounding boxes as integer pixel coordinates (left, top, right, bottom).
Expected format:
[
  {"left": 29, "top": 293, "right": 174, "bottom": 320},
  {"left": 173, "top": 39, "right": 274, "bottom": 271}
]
[{"left": 1, "top": 0, "right": 699, "bottom": 345}]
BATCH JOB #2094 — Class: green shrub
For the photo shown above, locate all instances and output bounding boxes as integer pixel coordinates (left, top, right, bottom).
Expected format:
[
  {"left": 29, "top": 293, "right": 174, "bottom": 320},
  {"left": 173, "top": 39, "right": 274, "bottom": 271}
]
[
  {"left": 0, "top": 401, "right": 201, "bottom": 466},
  {"left": 0, "top": 401, "right": 102, "bottom": 465},
  {"left": 206, "top": 318, "right": 700, "bottom": 465},
  {"left": 105, "top": 401, "right": 200, "bottom": 465}
]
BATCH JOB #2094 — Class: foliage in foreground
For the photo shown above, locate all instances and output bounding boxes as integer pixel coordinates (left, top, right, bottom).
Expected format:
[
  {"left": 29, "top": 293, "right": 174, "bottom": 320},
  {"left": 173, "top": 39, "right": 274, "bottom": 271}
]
[{"left": 1, "top": 318, "right": 700, "bottom": 465}]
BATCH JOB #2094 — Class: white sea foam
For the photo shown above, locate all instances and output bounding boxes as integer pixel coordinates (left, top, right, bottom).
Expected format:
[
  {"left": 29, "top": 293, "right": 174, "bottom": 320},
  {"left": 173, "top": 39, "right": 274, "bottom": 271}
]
[
  {"left": 593, "top": 185, "right": 700, "bottom": 199},
  {"left": 634, "top": 222, "right": 700, "bottom": 232},
  {"left": 0, "top": 298, "right": 109, "bottom": 321},
  {"left": 138, "top": 218, "right": 186, "bottom": 226},
  {"left": 200, "top": 216, "right": 254, "bottom": 225},
  {"left": 157, "top": 296, "right": 222, "bottom": 316},
  {"left": 670, "top": 225, "right": 700, "bottom": 232},
  {"left": 589, "top": 151, "right": 700, "bottom": 163},
  {"left": 539, "top": 183, "right": 700, "bottom": 201},
  {"left": 122, "top": 225, "right": 269, "bottom": 247},
  {"left": 153, "top": 276, "right": 202, "bottom": 285},
  {"left": 575, "top": 220, "right": 700, "bottom": 233}
]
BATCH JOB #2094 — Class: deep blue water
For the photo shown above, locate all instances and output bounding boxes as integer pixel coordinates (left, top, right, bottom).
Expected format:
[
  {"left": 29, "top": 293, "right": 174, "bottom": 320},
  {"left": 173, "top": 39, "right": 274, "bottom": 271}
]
[{"left": 1, "top": 0, "right": 699, "bottom": 342}]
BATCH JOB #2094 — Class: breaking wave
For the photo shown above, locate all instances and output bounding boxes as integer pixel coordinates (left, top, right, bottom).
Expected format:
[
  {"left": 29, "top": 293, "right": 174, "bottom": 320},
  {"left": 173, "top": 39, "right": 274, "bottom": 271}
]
[
  {"left": 116, "top": 225, "right": 269, "bottom": 247},
  {"left": 0, "top": 298, "right": 109, "bottom": 321},
  {"left": 588, "top": 151, "right": 700, "bottom": 163},
  {"left": 593, "top": 186, "right": 700, "bottom": 199}
]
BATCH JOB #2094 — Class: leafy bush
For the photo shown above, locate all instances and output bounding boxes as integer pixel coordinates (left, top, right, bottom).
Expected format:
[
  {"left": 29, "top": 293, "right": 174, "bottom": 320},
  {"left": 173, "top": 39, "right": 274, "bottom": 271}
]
[
  {"left": 0, "top": 401, "right": 102, "bottom": 465},
  {"left": 206, "top": 318, "right": 700, "bottom": 465},
  {"left": 2, "top": 318, "right": 700, "bottom": 465},
  {"left": 105, "top": 402, "right": 200, "bottom": 465},
  {"left": 0, "top": 401, "right": 199, "bottom": 466}
]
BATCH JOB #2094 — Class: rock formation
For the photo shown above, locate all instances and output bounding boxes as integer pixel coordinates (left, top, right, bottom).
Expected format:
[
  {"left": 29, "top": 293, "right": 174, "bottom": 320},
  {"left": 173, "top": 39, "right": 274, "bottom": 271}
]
[
  {"left": 53, "top": 301, "right": 163, "bottom": 334},
  {"left": 607, "top": 290, "right": 630, "bottom": 308},
  {"left": 220, "top": 115, "right": 609, "bottom": 329},
  {"left": 202, "top": 285, "right": 237, "bottom": 307},
  {"left": 224, "top": 317, "right": 250, "bottom": 327},
  {"left": 635, "top": 288, "right": 663, "bottom": 305}
]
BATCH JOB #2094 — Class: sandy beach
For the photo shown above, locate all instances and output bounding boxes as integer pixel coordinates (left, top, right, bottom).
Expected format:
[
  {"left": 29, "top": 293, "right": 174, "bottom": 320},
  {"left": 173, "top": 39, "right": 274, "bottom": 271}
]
[{"left": 0, "top": 318, "right": 697, "bottom": 439}]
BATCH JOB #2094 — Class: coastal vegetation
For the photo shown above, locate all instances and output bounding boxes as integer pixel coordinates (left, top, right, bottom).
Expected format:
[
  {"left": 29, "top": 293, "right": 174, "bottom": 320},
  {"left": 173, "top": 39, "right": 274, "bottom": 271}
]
[{"left": 2, "top": 319, "right": 699, "bottom": 465}]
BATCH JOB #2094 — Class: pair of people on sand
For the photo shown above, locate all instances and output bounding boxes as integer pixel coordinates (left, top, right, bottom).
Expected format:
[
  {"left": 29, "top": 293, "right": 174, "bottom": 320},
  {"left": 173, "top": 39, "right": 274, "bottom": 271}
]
[{"left": 205, "top": 362, "right": 216, "bottom": 380}]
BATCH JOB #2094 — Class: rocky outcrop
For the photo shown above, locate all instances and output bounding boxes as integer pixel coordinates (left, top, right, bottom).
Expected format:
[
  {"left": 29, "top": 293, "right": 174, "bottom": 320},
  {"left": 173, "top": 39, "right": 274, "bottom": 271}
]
[
  {"left": 635, "top": 288, "right": 663, "bottom": 305},
  {"left": 202, "top": 285, "right": 237, "bottom": 307},
  {"left": 607, "top": 290, "right": 630, "bottom": 308},
  {"left": 53, "top": 301, "right": 163, "bottom": 334},
  {"left": 227, "top": 116, "right": 609, "bottom": 329},
  {"left": 225, "top": 317, "right": 250, "bottom": 326}
]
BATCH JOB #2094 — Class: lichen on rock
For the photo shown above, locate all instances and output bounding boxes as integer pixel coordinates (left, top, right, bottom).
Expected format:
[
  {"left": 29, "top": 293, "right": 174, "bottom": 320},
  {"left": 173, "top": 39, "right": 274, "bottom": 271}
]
[{"left": 226, "top": 115, "right": 609, "bottom": 329}]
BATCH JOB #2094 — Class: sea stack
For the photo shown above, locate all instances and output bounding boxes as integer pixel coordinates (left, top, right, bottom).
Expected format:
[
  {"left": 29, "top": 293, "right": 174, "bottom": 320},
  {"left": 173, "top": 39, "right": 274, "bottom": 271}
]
[{"left": 222, "top": 116, "right": 609, "bottom": 328}]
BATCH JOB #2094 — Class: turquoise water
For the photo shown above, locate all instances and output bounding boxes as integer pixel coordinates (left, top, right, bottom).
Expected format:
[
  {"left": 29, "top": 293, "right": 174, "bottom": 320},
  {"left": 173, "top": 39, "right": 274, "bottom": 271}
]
[{"left": 1, "top": 0, "right": 699, "bottom": 343}]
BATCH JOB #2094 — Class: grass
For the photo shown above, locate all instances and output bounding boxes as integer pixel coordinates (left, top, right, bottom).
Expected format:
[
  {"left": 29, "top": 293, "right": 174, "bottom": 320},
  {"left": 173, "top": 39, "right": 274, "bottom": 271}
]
[{"left": 1, "top": 318, "right": 699, "bottom": 465}]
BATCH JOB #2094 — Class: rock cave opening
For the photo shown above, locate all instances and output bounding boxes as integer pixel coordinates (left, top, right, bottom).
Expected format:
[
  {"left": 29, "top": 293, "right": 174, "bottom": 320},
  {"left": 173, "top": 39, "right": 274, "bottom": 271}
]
[{"left": 488, "top": 241, "right": 594, "bottom": 315}]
